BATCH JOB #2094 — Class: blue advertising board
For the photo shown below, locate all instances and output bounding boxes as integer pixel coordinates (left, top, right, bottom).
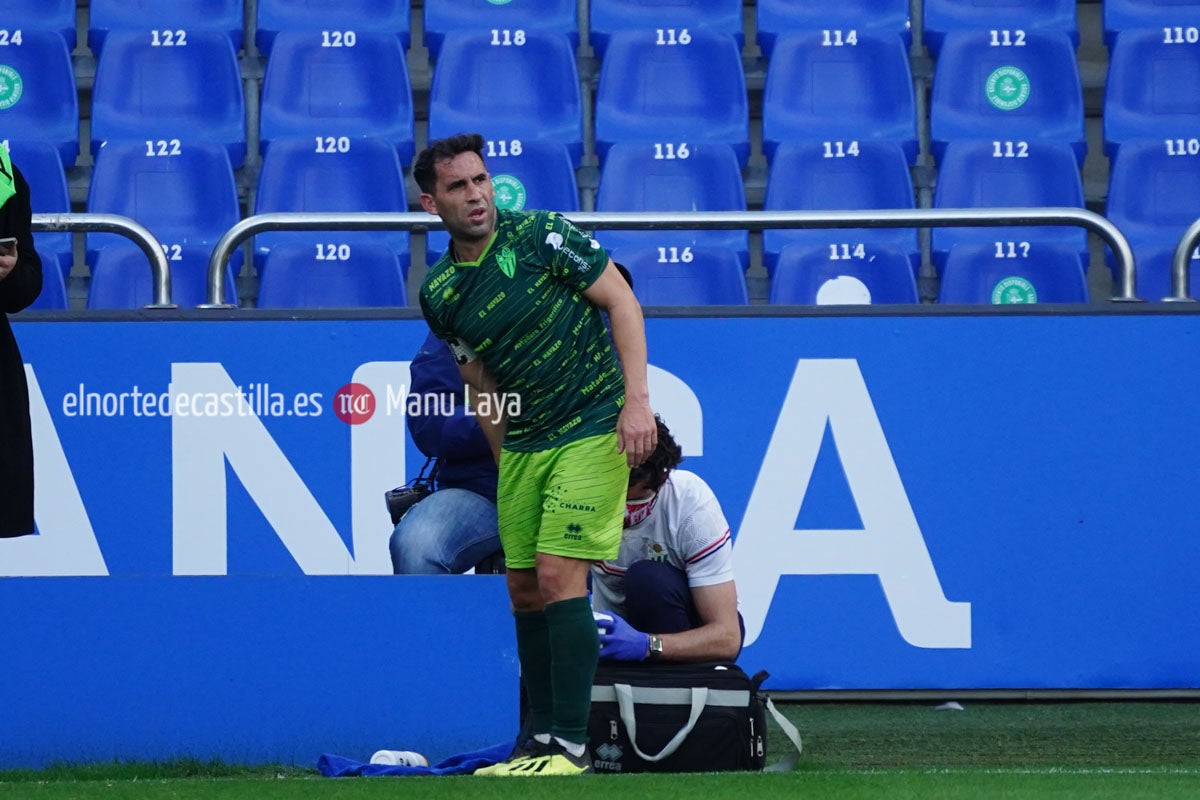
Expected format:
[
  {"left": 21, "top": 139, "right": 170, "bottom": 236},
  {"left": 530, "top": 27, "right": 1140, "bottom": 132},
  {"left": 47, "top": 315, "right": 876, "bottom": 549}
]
[{"left": 4, "top": 310, "right": 1200, "bottom": 767}]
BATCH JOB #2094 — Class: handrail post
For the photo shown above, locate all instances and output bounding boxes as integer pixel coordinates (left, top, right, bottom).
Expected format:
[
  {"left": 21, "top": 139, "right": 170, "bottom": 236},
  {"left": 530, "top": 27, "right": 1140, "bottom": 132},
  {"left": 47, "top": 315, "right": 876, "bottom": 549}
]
[
  {"left": 32, "top": 212, "right": 175, "bottom": 308},
  {"left": 1167, "top": 217, "right": 1200, "bottom": 302}
]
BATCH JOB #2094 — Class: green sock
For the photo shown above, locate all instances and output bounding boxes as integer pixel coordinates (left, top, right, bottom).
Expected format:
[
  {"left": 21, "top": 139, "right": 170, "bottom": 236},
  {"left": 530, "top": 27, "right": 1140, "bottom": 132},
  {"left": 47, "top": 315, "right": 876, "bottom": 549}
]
[
  {"left": 514, "top": 609, "right": 553, "bottom": 736},
  {"left": 544, "top": 596, "right": 600, "bottom": 745}
]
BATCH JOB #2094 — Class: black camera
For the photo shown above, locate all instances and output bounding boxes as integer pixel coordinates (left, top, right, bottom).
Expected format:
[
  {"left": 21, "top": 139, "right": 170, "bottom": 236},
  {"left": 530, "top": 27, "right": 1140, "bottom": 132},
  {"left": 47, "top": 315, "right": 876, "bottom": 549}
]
[
  {"left": 384, "top": 457, "right": 440, "bottom": 526},
  {"left": 384, "top": 481, "right": 434, "bottom": 525}
]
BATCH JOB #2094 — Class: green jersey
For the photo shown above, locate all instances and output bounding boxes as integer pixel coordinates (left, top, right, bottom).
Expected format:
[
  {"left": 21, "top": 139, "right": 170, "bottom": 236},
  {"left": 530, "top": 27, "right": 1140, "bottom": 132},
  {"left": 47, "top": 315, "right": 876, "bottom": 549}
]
[{"left": 419, "top": 209, "right": 625, "bottom": 452}]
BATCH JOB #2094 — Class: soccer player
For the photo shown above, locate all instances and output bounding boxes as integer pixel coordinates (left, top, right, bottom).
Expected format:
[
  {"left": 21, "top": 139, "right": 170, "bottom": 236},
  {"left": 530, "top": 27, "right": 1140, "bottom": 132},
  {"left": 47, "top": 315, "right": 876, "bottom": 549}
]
[{"left": 414, "top": 133, "right": 657, "bottom": 776}]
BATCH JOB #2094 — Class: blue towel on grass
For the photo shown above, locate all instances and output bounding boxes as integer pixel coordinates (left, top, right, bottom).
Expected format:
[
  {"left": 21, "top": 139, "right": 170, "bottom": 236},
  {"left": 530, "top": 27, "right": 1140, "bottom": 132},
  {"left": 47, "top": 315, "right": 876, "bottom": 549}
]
[{"left": 318, "top": 739, "right": 514, "bottom": 777}]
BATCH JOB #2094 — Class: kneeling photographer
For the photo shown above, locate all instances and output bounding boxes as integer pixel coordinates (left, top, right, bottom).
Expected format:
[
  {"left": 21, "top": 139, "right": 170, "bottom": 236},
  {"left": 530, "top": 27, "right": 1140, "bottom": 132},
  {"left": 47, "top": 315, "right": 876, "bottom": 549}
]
[{"left": 388, "top": 329, "right": 501, "bottom": 575}]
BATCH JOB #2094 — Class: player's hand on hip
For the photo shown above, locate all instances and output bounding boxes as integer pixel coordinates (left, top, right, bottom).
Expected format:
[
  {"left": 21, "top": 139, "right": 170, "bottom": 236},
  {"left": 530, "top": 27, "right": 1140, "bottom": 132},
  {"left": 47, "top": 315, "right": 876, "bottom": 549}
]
[{"left": 617, "top": 400, "right": 657, "bottom": 467}]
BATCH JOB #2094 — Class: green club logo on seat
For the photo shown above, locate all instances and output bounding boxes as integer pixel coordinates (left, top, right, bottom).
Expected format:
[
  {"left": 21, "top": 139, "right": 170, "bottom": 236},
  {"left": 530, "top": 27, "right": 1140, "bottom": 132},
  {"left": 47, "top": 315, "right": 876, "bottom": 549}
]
[
  {"left": 492, "top": 174, "right": 527, "bottom": 210},
  {"left": 985, "top": 66, "right": 1030, "bottom": 111},
  {"left": 991, "top": 276, "right": 1037, "bottom": 304},
  {"left": 0, "top": 66, "right": 24, "bottom": 110}
]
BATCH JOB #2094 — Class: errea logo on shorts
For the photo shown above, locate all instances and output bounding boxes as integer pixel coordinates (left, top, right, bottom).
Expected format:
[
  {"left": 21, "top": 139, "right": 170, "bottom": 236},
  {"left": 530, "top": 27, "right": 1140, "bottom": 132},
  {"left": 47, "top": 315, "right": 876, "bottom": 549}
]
[
  {"left": 986, "top": 66, "right": 1030, "bottom": 110},
  {"left": 0, "top": 65, "right": 24, "bottom": 110}
]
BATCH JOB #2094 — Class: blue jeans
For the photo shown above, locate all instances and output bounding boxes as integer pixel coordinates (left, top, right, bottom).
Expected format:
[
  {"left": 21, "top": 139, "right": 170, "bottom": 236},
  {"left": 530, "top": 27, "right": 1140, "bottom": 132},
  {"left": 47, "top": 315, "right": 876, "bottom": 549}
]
[{"left": 388, "top": 488, "right": 501, "bottom": 575}]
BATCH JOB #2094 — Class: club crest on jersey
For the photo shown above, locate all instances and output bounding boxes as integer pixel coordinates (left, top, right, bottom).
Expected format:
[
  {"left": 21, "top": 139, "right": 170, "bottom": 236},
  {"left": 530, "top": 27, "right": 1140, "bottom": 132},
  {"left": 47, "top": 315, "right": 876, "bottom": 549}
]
[{"left": 497, "top": 247, "right": 516, "bottom": 278}]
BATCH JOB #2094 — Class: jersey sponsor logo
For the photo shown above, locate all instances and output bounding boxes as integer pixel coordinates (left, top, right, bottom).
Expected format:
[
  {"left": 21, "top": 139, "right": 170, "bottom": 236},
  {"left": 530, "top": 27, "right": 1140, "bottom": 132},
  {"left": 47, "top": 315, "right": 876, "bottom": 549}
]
[{"left": 545, "top": 232, "right": 565, "bottom": 250}]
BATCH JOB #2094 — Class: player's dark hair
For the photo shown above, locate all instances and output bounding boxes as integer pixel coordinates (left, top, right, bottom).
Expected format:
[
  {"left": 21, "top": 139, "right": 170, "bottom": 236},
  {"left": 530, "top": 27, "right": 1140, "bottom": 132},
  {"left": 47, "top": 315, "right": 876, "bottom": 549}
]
[
  {"left": 628, "top": 415, "right": 683, "bottom": 493},
  {"left": 413, "top": 133, "right": 486, "bottom": 194}
]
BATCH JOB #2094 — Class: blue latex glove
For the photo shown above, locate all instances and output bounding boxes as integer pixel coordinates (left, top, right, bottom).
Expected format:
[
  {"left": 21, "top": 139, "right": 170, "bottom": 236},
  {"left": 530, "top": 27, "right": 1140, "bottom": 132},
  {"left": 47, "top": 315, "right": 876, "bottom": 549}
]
[{"left": 594, "top": 611, "right": 650, "bottom": 661}]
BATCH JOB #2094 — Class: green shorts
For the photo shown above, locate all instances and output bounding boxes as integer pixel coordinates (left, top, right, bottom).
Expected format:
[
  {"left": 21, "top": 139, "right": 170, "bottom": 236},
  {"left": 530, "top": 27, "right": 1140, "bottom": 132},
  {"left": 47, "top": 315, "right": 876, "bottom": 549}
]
[{"left": 496, "top": 432, "right": 629, "bottom": 569}]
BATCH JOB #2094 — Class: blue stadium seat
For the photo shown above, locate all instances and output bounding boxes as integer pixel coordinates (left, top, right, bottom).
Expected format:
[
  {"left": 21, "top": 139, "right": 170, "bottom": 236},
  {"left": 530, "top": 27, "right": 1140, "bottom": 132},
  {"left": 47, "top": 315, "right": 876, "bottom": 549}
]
[
  {"left": 425, "top": 0, "right": 578, "bottom": 59},
  {"left": 259, "top": 30, "right": 415, "bottom": 164},
  {"left": 1104, "top": 0, "right": 1200, "bottom": 46},
  {"left": 930, "top": 30, "right": 1085, "bottom": 165},
  {"left": 931, "top": 139, "right": 1087, "bottom": 273},
  {"left": 257, "top": 243, "right": 407, "bottom": 308},
  {"left": 768, "top": 244, "right": 919, "bottom": 305},
  {"left": 1103, "top": 28, "right": 1200, "bottom": 158},
  {"left": 5, "top": 140, "right": 72, "bottom": 277},
  {"left": 87, "top": 244, "right": 239, "bottom": 309},
  {"left": 589, "top": 0, "right": 743, "bottom": 58},
  {"left": 256, "top": 0, "right": 410, "bottom": 56},
  {"left": 428, "top": 30, "right": 584, "bottom": 166},
  {"left": 85, "top": 140, "right": 242, "bottom": 262},
  {"left": 90, "top": 30, "right": 246, "bottom": 166},
  {"left": 594, "top": 30, "right": 749, "bottom": 167},
  {"left": 938, "top": 242, "right": 1088, "bottom": 304},
  {"left": 923, "top": 0, "right": 1078, "bottom": 58},
  {"left": 6, "top": 1, "right": 77, "bottom": 49},
  {"left": 24, "top": 249, "right": 69, "bottom": 311},
  {"left": 594, "top": 142, "right": 749, "bottom": 269},
  {"left": 88, "top": 0, "right": 245, "bottom": 54},
  {"left": 0, "top": 31, "right": 79, "bottom": 167},
  {"left": 425, "top": 139, "right": 579, "bottom": 264},
  {"left": 755, "top": 0, "right": 911, "bottom": 59},
  {"left": 253, "top": 136, "right": 411, "bottom": 274},
  {"left": 611, "top": 247, "right": 748, "bottom": 306},
  {"left": 762, "top": 140, "right": 918, "bottom": 276},
  {"left": 1105, "top": 139, "right": 1200, "bottom": 301},
  {"left": 761, "top": 30, "right": 917, "bottom": 164}
]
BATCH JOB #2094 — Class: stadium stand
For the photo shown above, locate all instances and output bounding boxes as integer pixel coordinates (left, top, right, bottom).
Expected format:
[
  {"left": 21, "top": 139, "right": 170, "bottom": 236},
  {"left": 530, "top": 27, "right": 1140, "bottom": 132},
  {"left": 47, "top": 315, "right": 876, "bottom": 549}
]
[
  {"left": 428, "top": 29, "right": 584, "bottom": 166},
  {"left": 424, "top": 0, "right": 578, "bottom": 59},
  {"left": 258, "top": 30, "right": 415, "bottom": 164},
  {"left": 1105, "top": 138, "right": 1200, "bottom": 301},
  {"left": 610, "top": 246, "right": 749, "bottom": 306},
  {"left": 594, "top": 29, "right": 749, "bottom": 167},
  {"left": 589, "top": 0, "right": 744, "bottom": 58},
  {"left": 922, "top": 0, "right": 1078, "bottom": 57},
  {"left": 87, "top": 245, "right": 239, "bottom": 309},
  {"left": 761, "top": 29, "right": 918, "bottom": 164},
  {"left": 255, "top": 0, "right": 411, "bottom": 56},
  {"left": 1103, "top": 0, "right": 1200, "bottom": 45},
  {"left": 937, "top": 242, "right": 1089, "bottom": 304},
  {"left": 87, "top": 0, "right": 245, "bottom": 54},
  {"left": 252, "top": 135, "right": 411, "bottom": 275},
  {"left": 257, "top": 243, "right": 407, "bottom": 308},
  {"left": 89, "top": 30, "right": 246, "bottom": 166},
  {"left": 426, "top": 139, "right": 579, "bottom": 264},
  {"left": 1103, "top": 27, "right": 1200, "bottom": 158},
  {"left": 24, "top": 250, "right": 69, "bottom": 311},
  {"left": 85, "top": 140, "right": 242, "bottom": 264},
  {"left": 594, "top": 141, "right": 749, "bottom": 269},
  {"left": 0, "top": 30, "right": 80, "bottom": 168},
  {"left": 762, "top": 140, "right": 919, "bottom": 276},
  {"left": 931, "top": 139, "right": 1088, "bottom": 273},
  {"left": 4, "top": 140, "right": 72, "bottom": 277},
  {"left": 929, "top": 29, "right": 1086, "bottom": 166},
  {"left": 755, "top": 0, "right": 910, "bottom": 58},
  {"left": 768, "top": 245, "right": 919, "bottom": 305},
  {"left": 5, "top": 0, "right": 77, "bottom": 49}
]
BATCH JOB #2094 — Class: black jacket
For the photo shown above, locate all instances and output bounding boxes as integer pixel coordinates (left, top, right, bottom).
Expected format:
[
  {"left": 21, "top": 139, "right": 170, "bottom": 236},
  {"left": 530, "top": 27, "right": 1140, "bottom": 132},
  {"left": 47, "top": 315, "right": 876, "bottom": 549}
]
[{"left": 1, "top": 161, "right": 43, "bottom": 536}]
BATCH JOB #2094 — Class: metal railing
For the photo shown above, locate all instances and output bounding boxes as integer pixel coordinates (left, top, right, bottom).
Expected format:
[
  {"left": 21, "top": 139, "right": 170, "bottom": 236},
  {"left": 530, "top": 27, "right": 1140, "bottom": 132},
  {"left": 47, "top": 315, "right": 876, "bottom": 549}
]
[
  {"left": 1169, "top": 216, "right": 1200, "bottom": 302},
  {"left": 205, "top": 207, "right": 1139, "bottom": 307},
  {"left": 31, "top": 212, "right": 174, "bottom": 308}
]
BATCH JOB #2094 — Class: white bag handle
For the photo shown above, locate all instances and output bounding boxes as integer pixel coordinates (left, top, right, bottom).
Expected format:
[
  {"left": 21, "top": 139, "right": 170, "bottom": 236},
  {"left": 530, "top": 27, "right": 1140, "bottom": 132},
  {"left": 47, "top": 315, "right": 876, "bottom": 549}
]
[{"left": 614, "top": 682, "right": 708, "bottom": 762}]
